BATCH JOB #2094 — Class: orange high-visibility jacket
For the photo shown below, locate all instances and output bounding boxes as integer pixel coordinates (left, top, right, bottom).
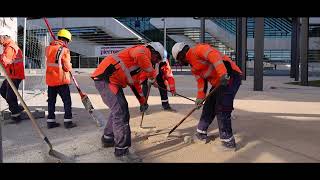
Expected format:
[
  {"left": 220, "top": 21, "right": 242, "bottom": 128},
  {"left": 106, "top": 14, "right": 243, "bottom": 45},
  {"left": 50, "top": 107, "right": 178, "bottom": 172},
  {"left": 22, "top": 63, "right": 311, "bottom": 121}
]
[
  {"left": 186, "top": 43, "right": 242, "bottom": 99},
  {"left": 0, "top": 39, "right": 25, "bottom": 80},
  {"left": 139, "top": 59, "right": 176, "bottom": 92},
  {"left": 91, "top": 45, "right": 157, "bottom": 96},
  {"left": 160, "top": 59, "right": 176, "bottom": 92},
  {"left": 45, "top": 40, "right": 72, "bottom": 86}
]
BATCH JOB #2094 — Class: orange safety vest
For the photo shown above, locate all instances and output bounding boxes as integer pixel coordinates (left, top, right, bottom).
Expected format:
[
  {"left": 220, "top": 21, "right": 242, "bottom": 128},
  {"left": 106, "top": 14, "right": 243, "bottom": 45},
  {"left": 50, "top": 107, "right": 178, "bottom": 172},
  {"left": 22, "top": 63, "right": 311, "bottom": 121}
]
[
  {"left": 160, "top": 59, "right": 175, "bottom": 92},
  {"left": 139, "top": 59, "right": 176, "bottom": 92},
  {"left": 0, "top": 39, "right": 25, "bottom": 80},
  {"left": 186, "top": 43, "right": 242, "bottom": 99},
  {"left": 91, "top": 45, "right": 157, "bottom": 96},
  {"left": 45, "top": 40, "right": 72, "bottom": 86}
]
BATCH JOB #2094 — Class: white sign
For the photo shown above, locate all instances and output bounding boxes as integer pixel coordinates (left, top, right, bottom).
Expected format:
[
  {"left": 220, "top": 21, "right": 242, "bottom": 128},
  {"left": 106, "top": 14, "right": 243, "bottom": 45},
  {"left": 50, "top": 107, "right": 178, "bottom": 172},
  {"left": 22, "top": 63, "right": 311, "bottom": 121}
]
[
  {"left": 0, "top": 17, "right": 17, "bottom": 42},
  {"left": 95, "top": 45, "right": 129, "bottom": 56}
]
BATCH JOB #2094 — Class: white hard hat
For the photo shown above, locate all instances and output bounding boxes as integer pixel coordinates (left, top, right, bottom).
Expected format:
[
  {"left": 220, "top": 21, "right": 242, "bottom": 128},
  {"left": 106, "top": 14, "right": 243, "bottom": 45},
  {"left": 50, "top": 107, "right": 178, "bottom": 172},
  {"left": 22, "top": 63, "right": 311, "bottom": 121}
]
[
  {"left": 172, "top": 42, "right": 187, "bottom": 60},
  {"left": 162, "top": 49, "right": 168, "bottom": 62},
  {"left": 147, "top": 42, "right": 164, "bottom": 60},
  {"left": 0, "top": 28, "right": 12, "bottom": 37}
]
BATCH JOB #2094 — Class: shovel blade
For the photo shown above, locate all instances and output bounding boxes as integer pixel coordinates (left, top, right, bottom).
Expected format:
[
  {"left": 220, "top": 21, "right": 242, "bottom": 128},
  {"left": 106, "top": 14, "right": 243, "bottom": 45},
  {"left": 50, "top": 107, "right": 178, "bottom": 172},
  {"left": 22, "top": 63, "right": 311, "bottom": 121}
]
[{"left": 48, "top": 149, "right": 76, "bottom": 163}]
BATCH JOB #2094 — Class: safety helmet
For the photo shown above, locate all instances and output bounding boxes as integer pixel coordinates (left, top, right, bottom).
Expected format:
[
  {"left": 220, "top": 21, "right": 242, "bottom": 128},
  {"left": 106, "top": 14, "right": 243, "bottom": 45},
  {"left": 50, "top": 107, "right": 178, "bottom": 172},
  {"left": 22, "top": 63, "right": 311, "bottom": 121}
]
[
  {"left": 162, "top": 49, "right": 168, "bottom": 62},
  {"left": 57, "top": 29, "right": 72, "bottom": 42},
  {"left": 172, "top": 42, "right": 188, "bottom": 60},
  {"left": 0, "top": 28, "right": 12, "bottom": 37},
  {"left": 147, "top": 42, "right": 164, "bottom": 60}
]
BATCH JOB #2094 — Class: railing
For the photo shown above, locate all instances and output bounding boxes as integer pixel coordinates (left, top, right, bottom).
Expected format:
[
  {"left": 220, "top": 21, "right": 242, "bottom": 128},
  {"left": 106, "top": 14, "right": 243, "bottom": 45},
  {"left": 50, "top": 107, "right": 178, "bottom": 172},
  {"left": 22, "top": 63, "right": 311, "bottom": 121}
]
[
  {"left": 309, "top": 24, "right": 320, "bottom": 37},
  {"left": 247, "top": 50, "right": 291, "bottom": 63},
  {"left": 116, "top": 17, "right": 177, "bottom": 56},
  {"left": 70, "top": 56, "right": 104, "bottom": 69},
  {"left": 211, "top": 17, "right": 292, "bottom": 38}
]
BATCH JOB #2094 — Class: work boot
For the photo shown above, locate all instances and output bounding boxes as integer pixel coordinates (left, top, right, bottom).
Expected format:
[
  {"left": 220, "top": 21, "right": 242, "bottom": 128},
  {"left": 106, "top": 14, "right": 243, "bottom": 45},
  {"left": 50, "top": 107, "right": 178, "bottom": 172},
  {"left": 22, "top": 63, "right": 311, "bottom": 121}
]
[
  {"left": 193, "top": 132, "right": 209, "bottom": 144},
  {"left": 163, "top": 105, "right": 177, "bottom": 112},
  {"left": 47, "top": 122, "right": 60, "bottom": 129},
  {"left": 115, "top": 151, "right": 143, "bottom": 163},
  {"left": 101, "top": 135, "right": 115, "bottom": 148},
  {"left": 8, "top": 115, "right": 22, "bottom": 124},
  {"left": 18, "top": 104, "right": 25, "bottom": 112},
  {"left": 217, "top": 137, "right": 236, "bottom": 151},
  {"left": 64, "top": 121, "right": 77, "bottom": 129}
]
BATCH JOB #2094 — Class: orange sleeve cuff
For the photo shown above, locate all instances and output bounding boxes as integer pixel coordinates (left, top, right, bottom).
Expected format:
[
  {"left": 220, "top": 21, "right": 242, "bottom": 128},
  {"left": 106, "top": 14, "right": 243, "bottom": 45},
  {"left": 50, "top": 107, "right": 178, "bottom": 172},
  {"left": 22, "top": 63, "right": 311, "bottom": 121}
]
[{"left": 197, "top": 91, "right": 206, "bottom": 99}]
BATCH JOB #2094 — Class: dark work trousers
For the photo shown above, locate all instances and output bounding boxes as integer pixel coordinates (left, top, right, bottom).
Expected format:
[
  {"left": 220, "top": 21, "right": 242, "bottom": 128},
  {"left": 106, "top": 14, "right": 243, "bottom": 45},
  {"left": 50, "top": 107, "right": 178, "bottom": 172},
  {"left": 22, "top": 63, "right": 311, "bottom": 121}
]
[
  {"left": 0, "top": 79, "right": 23, "bottom": 115},
  {"left": 197, "top": 73, "right": 241, "bottom": 141},
  {"left": 142, "top": 72, "right": 170, "bottom": 109},
  {"left": 47, "top": 84, "right": 72, "bottom": 121},
  {"left": 94, "top": 80, "right": 131, "bottom": 157}
]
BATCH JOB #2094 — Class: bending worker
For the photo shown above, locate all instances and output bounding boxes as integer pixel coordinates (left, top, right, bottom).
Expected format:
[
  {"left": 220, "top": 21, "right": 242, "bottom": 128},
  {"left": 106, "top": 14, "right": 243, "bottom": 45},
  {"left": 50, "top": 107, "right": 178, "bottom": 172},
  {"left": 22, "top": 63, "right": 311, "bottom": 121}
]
[
  {"left": 91, "top": 42, "right": 164, "bottom": 162},
  {"left": 0, "top": 28, "right": 25, "bottom": 123},
  {"left": 172, "top": 42, "right": 242, "bottom": 150}
]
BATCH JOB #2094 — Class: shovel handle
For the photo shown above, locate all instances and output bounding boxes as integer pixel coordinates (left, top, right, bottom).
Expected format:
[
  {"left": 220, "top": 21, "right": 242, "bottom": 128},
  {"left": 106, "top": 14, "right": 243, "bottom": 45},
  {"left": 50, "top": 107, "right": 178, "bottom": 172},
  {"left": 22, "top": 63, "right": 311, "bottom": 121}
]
[
  {"left": 44, "top": 18, "right": 56, "bottom": 41},
  {"left": 168, "top": 85, "right": 220, "bottom": 136},
  {"left": 0, "top": 63, "right": 52, "bottom": 150},
  {"left": 69, "top": 71, "right": 86, "bottom": 98},
  {"left": 140, "top": 82, "right": 152, "bottom": 127},
  {"left": 157, "top": 85, "right": 196, "bottom": 103}
]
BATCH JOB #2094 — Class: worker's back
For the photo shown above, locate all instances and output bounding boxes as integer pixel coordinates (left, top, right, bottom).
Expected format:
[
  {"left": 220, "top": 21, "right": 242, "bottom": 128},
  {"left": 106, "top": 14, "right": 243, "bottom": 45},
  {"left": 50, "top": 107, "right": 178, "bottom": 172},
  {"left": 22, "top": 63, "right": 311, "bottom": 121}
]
[
  {"left": 45, "top": 40, "right": 71, "bottom": 86},
  {"left": 92, "top": 45, "right": 155, "bottom": 88}
]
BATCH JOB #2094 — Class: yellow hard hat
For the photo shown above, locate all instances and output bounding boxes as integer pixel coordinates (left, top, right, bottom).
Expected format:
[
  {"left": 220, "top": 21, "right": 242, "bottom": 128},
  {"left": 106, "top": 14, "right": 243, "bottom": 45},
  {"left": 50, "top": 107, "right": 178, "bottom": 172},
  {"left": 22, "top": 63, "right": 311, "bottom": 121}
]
[{"left": 57, "top": 29, "right": 72, "bottom": 42}]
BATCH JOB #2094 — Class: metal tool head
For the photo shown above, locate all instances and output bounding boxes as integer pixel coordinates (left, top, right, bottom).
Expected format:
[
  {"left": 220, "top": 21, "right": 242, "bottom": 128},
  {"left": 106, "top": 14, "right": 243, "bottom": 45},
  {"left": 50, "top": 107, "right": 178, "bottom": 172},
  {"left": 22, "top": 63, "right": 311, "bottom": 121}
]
[{"left": 48, "top": 149, "right": 76, "bottom": 163}]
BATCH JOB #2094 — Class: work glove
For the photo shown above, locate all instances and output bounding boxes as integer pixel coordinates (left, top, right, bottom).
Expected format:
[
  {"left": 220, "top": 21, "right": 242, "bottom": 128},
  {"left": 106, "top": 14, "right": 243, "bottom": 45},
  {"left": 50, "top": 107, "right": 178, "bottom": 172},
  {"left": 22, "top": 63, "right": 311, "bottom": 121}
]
[
  {"left": 138, "top": 96, "right": 146, "bottom": 105},
  {"left": 220, "top": 74, "right": 230, "bottom": 87},
  {"left": 148, "top": 78, "right": 158, "bottom": 88},
  {"left": 195, "top": 98, "right": 204, "bottom": 109},
  {"left": 140, "top": 103, "right": 149, "bottom": 113},
  {"left": 170, "top": 89, "right": 176, "bottom": 96}
]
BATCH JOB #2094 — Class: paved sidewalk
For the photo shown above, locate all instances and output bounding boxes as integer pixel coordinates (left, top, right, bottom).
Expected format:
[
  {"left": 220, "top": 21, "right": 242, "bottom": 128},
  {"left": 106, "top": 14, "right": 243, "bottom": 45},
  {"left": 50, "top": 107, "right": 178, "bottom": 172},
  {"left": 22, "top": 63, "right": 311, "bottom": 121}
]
[{"left": 1, "top": 74, "right": 320, "bottom": 162}]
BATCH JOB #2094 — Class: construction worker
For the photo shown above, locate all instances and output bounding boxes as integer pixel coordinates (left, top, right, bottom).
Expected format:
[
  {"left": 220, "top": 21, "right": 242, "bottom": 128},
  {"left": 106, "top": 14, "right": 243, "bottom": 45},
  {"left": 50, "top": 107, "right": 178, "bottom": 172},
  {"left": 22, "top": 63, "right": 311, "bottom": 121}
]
[
  {"left": 139, "top": 50, "right": 177, "bottom": 113},
  {"left": 0, "top": 28, "right": 25, "bottom": 123},
  {"left": 91, "top": 42, "right": 164, "bottom": 162},
  {"left": 45, "top": 29, "right": 76, "bottom": 129},
  {"left": 171, "top": 42, "right": 242, "bottom": 150}
]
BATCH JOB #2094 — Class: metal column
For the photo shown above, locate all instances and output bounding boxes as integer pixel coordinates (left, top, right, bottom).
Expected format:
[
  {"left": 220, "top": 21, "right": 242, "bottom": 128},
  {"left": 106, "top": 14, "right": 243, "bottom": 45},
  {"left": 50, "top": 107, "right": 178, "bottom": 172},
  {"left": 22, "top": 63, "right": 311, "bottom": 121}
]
[
  {"left": 163, "top": 18, "right": 167, "bottom": 52},
  {"left": 78, "top": 56, "right": 81, "bottom": 72},
  {"left": 290, "top": 17, "right": 297, "bottom": 78},
  {"left": 236, "top": 17, "right": 247, "bottom": 80},
  {"left": 200, "top": 17, "right": 205, "bottom": 43},
  {"left": 22, "top": 18, "right": 27, "bottom": 99},
  {"left": 300, "top": 17, "right": 309, "bottom": 86},
  {"left": 254, "top": 17, "right": 264, "bottom": 91},
  {"left": 291, "top": 18, "right": 300, "bottom": 81},
  {"left": 295, "top": 18, "right": 301, "bottom": 81}
]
